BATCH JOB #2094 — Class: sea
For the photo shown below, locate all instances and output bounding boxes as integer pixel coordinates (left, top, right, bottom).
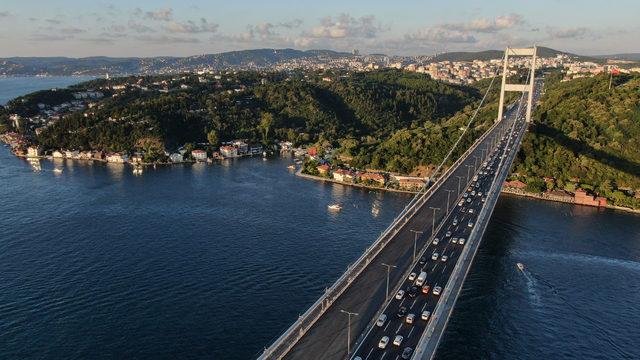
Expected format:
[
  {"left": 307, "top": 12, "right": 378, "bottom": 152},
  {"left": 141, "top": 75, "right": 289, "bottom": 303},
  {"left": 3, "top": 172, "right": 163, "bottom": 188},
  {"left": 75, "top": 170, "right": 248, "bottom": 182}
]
[{"left": 1, "top": 77, "right": 639, "bottom": 360}]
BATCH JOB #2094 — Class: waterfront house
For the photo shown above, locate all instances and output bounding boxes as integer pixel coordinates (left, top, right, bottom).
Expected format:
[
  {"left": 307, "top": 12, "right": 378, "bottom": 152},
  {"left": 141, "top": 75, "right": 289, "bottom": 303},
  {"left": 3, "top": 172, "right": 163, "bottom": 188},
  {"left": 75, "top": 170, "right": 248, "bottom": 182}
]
[
  {"left": 170, "top": 153, "right": 183, "bottom": 163},
  {"left": 392, "top": 175, "right": 427, "bottom": 191},
  {"left": 333, "top": 169, "right": 354, "bottom": 183},
  {"left": 504, "top": 180, "right": 527, "bottom": 189},
  {"left": 130, "top": 153, "right": 144, "bottom": 164},
  {"left": 279, "top": 141, "right": 293, "bottom": 151},
  {"left": 52, "top": 150, "right": 64, "bottom": 158},
  {"left": 220, "top": 146, "right": 237, "bottom": 158},
  {"left": 65, "top": 150, "right": 79, "bottom": 159},
  {"left": 317, "top": 164, "right": 331, "bottom": 176},
  {"left": 359, "top": 172, "right": 386, "bottom": 186},
  {"left": 93, "top": 151, "right": 104, "bottom": 161},
  {"left": 79, "top": 151, "right": 93, "bottom": 160},
  {"left": 574, "top": 189, "right": 607, "bottom": 207},
  {"left": 232, "top": 140, "right": 249, "bottom": 155},
  {"left": 26, "top": 146, "right": 41, "bottom": 158},
  {"left": 106, "top": 152, "right": 128, "bottom": 163},
  {"left": 191, "top": 149, "right": 208, "bottom": 161}
]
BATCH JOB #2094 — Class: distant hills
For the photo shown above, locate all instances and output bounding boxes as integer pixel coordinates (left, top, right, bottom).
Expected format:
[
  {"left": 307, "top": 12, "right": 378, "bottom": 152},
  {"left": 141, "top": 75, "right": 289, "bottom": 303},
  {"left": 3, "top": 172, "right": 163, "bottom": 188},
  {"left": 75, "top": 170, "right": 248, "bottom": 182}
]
[
  {"left": 0, "top": 46, "right": 632, "bottom": 77},
  {"left": 430, "top": 46, "right": 595, "bottom": 62},
  {"left": 592, "top": 53, "right": 640, "bottom": 61}
]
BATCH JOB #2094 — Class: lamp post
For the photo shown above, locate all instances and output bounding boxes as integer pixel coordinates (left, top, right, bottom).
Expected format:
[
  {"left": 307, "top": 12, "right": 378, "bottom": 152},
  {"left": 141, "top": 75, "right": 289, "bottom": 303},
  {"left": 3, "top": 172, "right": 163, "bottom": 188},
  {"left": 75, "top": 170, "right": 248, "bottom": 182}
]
[
  {"left": 429, "top": 207, "right": 440, "bottom": 236},
  {"left": 466, "top": 164, "right": 474, "bottom": 183},
  {"left": 340, "top": 310, "right": 359, "bottom": 355},
  {"left": 445, "top": 189, "right": 455, "bottom": 214},
  {"left": 456, "top": 175, "right": 465, "bottom": 196},
  {"left": 409, "top": 230, "right": 423, "bottom": 261},
  {"left": 381, "top": 263, "right": 396, "bottom": 300}
]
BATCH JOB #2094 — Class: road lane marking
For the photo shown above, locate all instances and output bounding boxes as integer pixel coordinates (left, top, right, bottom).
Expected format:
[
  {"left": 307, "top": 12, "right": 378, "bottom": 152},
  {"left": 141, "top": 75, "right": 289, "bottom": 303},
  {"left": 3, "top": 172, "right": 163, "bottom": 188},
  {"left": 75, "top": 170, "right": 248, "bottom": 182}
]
[
  {"left": 410, "top": 299, "right": 417, "bottom": 309},
  {"left": 384, "top": 321, "right": 391, "bottom": 331},
  {"left": 365, "top": 348, "right": 374, "bottom": 360},
  {"left": 380, "top": 351, "right": 387, "bottom": 360},
  {"left": 399, "top": 298, "right": 406, "bottom": 307},
  {"left": 396, "top": 322, "right": 403, "bottom": 334},
  {"left": 407, "top": 326, "right": 415, "bottom": 339},
  {"left": 421, "top": 302, "right": 428, "bottom": 312}
]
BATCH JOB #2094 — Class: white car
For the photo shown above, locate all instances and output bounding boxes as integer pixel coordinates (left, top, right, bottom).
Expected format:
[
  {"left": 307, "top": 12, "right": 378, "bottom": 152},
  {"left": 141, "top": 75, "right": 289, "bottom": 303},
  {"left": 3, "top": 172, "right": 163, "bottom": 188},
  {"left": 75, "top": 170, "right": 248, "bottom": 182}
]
[
  {"left": 433, "top": 286, "right": 442, "bottom": 296},
  {"left": 441, "top": 255, "right": 448, "bottom": 262},
  {"left": 406, "top": 313, "right": 415, "bottom": 324},
  {"left": 376, "top": 314, "right": 387, "bottom": 327},
  {"left": 468, "top": 208, "right": 474, "bottom": 214},
  {"left": 432, "top": 237, "right": 439, "bottom": 245},
  {"left": 451, "top": 237, "right": 458, "bottom": 244},
  {"left": 395, "top": 290, "right": 405, "bottom": 300},
  {"left": 408, "top": 272, "right": 417, "bottom": 281},
  {"left": 445, "top": 231, "right": 452, "bottom": 237},
  {"left": 379, "top": 336, "right": 390, "bottom": 349},
  {"left": 459, "top": 238, "right": 466, "bottom": 245},
  {"left": 393, "top": 335, "right": 404, "bottom": 346},
  {"left": 431, "top": 252, "right": 439, "bottom": 261},
  {"left": 421, "top": 310, "right": 431, "bottom": 321},
  {"left": 468, "top": 221, "right": 474, "bottom": 228}
]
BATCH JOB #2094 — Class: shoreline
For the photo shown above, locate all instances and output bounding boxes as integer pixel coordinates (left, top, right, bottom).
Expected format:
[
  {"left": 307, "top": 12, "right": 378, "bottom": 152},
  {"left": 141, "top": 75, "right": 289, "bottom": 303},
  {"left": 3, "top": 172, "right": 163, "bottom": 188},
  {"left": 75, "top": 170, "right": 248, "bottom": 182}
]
[{"left": 295, "top": 169, "right": 419, "bottom": 195}]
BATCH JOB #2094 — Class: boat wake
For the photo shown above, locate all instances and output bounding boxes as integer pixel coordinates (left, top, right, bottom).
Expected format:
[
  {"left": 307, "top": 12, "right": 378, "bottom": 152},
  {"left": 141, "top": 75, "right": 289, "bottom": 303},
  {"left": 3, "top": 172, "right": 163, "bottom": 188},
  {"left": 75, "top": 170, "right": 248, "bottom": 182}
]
[{"left": 516, "top": 263, "right": 541, "bottom": 307}]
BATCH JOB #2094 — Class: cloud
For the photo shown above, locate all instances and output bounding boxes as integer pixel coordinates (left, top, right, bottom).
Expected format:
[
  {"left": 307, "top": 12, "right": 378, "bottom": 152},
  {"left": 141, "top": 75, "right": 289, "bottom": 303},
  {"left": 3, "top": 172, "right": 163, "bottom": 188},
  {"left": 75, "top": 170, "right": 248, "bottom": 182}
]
[
  {"left": 0, "top": 11, "right": 10, "bottom": 18},
  {"left": 442, "top": 13, "right": 524, "bottom": 33},
  {"left": 45, "top": 18, "right": 62, "bottom": 25},
  {"left": 29, "top": 34, "right": 74, "bottom": 42},
  {"left": 128, "top": 21, "right": 154, "bottom": 33},
  {"left": 546, "top": 26, "right": 590, "bottom": 39},
  {"left": 144, "top": 8, "right": 173, "bottom": 22},
  {"left": 58, "top": 27, "right": 86, "bottom": 35},
  {"left": 310, "top": 14, "right": 384, "bottom": 39},
  {"left": 164, "top": 18, "right": 219, "bottom": 33},
  {"left": 134, "top": 34, "right": 200, "bottom": 44},
  {"left": 279, "top": 19, "right": 303, "bottom": 29},
  {"left": 406, "top": 27, "right": 477, "bottom": 44}
]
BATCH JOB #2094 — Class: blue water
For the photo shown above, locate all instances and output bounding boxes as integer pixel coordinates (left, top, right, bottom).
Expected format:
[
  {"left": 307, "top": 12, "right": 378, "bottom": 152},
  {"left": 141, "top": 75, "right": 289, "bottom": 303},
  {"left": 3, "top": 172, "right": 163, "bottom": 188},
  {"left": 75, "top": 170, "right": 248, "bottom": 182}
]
[
  {"left": 0, "top": 76, "right": 95, "bottom": 105},
  {"left": 1, "top": 78, "right": 639, "bottom": 359}
]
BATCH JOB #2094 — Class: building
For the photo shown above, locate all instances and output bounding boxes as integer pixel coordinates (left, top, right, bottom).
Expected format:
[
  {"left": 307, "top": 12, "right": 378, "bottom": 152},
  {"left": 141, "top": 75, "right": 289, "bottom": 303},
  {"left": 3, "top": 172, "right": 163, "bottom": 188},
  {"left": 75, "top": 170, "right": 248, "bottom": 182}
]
[
  {"left": 316, "top": 164, "right": 331, "bottom": 176},
  {"left": 232, "top": 140, "right": 249, "bottom": 155},
  {"left": 359, "top": 172, "right": 386, "bottom": 186},
  {"left": 504, "top": 180, "right": 527, "bottom": 189},
  {"left": 52, "top": 150, "right": 64, "bottom": 158},
  {"left": 65, "top": 150, "right": 79, "bottom": 159},
  {"left": 574, "top": 189, "right": 607, "bottom": 207},
  {"left": 106, "top": 152, "right": 128, "bottom": 163},
  {"left": 26, "top": 146, "right": 41, "bottom": 158},
  {"left": 220, "top": 146, "right": 237, "bottom": 158},
  {"left": 393, "top": 175, "right": 426, "bottom": 191},
  {"left": 332, "top": 169, "right": 354, "bottom": 182},
  {"left": 191, "top": 149, "right": 208, "bottom": 161},
  {"left": 169, "top": 153, "right": 183, "bottom": 163}
]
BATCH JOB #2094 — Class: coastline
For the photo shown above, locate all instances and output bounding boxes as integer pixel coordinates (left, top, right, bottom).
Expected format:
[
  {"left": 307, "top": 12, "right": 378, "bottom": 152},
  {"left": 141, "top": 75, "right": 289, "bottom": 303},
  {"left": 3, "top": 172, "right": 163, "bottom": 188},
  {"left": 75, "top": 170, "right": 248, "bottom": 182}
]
[{"left": 295, "top": 168, "right": 419, "bottom": 195}]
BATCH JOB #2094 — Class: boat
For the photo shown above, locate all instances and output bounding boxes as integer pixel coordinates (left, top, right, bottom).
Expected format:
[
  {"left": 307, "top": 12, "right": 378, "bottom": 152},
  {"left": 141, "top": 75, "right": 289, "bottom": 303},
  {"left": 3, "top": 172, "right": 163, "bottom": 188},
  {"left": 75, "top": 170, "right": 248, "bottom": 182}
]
[
  {"left": 53, "top": 168, "right": 63, "bottom": 174},
  {"left": 371, "top": 207, "right": 380, "bottom": 216},
  {"left": 516, "top": 262, "right": 525, "bottom": 271},
  {"left": 328, "top": 204, "right": 342, "bottom": 211},
  {"left": 287, "top": 164, "right": 295, "bottom": 170}
]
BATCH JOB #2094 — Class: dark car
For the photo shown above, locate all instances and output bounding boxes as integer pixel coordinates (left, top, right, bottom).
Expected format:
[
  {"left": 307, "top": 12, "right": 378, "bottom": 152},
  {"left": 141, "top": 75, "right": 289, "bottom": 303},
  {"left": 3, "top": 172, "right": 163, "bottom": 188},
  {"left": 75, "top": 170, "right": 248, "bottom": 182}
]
[
  {"left": 401, "top": 347, "right": 413, "bottom": 359},
  {"left": 407, "top": 286, "right": 418, "bottom": 298},
  {"left": 397, "top": 306, "right": 408, "bottom": 318},
  {"left": 419, "top": 256, "right": 426, "bottom": 265}
]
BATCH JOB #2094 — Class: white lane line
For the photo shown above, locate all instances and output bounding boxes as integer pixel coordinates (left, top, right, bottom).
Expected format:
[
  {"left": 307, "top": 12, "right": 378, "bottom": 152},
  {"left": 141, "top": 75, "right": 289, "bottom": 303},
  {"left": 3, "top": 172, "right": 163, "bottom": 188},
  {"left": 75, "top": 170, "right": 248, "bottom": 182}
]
[
  {"left": 432, "top": 263, "right": 438, "bottom": 272},
  {"left": 365, "top": 348, "right": 374, "bottom": 360},
  {"left": 384, "top": 321, "right": 391, "bottom": 332},
  {"left": 395, "top": 356, "right": 400, "bottom": 360},
  {"left": 395, "top": 322, "right": 403, "bottom": 334},
  {"left": 407, "top": 326, "right": 415, "bottom": 339},
  {"left": 421, "top": 302, "right": 428, "bottom": 312},
  {"left": 399, "top": 298, "right": 406, "bottom": 307},
  {"left": 410, "top": 299, "right": 417, "bottom": 309},
  {"left": 380, "top": 351, "right": 387, "bottom": 360}
]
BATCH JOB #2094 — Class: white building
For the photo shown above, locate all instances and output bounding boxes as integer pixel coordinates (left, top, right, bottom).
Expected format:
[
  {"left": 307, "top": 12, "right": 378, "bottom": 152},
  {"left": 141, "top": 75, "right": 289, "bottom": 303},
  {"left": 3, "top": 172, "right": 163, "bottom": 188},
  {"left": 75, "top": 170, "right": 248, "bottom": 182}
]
[
  {"left": 27, "top": 146, "right": 41, "bottom": 158},
  {"left": 52, "top": 150, "right": 64, "bottom": 158},
  {"left": 106, "top": 152, "right": 128, "bottom": 163},
  {"left": 170, "top": 153, "right": 183, "bottom": 163},
  {"left": 220, "top": 146, "right": 238, "bottom": 158},
  {"left": 191, "top": 149, "right": 208, "bottom": 161}
]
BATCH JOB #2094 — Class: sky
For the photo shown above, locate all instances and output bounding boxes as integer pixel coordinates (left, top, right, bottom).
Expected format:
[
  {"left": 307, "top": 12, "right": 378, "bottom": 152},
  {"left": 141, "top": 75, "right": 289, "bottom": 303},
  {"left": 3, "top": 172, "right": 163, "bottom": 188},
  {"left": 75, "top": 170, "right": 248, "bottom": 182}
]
[{"left": 0, "top": 0, "right": 638, "bottom": 58}]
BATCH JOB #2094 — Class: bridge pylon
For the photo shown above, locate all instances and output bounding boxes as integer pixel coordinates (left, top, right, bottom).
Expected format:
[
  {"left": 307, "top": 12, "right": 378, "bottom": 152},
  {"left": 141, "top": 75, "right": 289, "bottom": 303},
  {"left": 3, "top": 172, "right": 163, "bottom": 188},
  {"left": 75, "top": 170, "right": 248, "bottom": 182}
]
[{"left": 497, "top": 46, "right": 537, "bottom": 123}]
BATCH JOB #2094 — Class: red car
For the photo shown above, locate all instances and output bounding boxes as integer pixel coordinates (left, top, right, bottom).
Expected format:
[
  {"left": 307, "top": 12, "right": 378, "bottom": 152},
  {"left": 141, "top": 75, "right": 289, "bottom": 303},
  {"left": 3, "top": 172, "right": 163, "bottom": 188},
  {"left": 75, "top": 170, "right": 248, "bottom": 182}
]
[{"left": 421, "top": 285, "right": 430, "bottom": 294}]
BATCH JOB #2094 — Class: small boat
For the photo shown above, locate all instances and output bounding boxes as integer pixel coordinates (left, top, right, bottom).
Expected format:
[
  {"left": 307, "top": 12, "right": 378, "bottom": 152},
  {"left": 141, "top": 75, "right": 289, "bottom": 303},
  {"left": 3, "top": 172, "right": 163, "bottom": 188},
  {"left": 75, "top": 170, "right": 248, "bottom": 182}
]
[
  {"left": 516, "top": 262, "right": 525, "bottom": 271},
  {"left": 328, "top": 204, "right": 342, "bottom": 211},
  {"left": 371, "top": 207, "right": 380, "bottom": 216},
  {"left": 287, "top": 164, "right": 295, "bottom": 170},
  {"left": 53, "top": 168, "right": 63, "bottom": 174}
]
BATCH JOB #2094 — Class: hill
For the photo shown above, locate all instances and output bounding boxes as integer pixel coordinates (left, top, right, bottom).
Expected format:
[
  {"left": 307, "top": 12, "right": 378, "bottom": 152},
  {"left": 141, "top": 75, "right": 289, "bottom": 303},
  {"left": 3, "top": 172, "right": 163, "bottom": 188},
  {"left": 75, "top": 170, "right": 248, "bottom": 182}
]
[
  {"left": 431, "top": 46, "right": 595, "bottom": 62},
  {"left": 513, "top": 72, "right": 640, "bottom": 209}
]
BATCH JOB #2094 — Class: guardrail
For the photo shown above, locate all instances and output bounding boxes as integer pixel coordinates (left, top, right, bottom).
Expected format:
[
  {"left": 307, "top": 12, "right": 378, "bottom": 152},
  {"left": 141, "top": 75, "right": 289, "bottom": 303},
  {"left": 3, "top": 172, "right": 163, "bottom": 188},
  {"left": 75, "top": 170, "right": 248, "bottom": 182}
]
[
  {"left": 258, "top": 118, "right": 508, "bottom": 360},
  {"left": 413, "top": 111, "right": 528, "bottom": 360}
]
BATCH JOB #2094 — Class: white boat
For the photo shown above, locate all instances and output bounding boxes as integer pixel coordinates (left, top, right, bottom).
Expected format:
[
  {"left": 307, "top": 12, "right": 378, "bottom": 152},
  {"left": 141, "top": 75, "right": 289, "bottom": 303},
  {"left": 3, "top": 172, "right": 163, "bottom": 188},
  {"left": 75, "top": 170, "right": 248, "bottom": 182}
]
[
  {"left": 371, "top": 207, "right": 380, "bottom": 216},
  {"left": 328, "top": 204, "right": 342, "bottom": 211},
  {"left": 516, "top": 262, "right": 525, "bottom": 271},
  {"left": 287, "top": 164, "right": 295, "bottom": 170},
  {"left": 53, "top": 168, "right": 63, "bottom": 174}
]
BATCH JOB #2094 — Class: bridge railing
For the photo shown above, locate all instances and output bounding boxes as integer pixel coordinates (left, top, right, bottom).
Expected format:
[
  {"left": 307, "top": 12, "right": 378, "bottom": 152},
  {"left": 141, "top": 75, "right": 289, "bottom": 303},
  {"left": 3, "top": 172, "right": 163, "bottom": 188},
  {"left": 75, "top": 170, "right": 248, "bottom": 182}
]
[{"left": 258, "top": 118, "right": 506, "bottom": 360}]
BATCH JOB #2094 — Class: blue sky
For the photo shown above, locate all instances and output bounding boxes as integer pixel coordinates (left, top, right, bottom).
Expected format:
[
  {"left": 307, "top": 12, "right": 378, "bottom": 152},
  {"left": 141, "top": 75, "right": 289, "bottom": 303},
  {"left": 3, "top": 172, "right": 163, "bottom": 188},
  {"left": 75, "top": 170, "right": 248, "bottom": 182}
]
[{"left": 0, "top": 0, "right": 638, "bottom": 57}]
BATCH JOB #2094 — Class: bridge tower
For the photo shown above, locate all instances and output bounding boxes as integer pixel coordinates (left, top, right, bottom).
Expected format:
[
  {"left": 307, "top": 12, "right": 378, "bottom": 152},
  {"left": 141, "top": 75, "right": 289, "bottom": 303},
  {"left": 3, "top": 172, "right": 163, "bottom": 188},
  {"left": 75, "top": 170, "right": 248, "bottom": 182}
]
[{"left": 497, "top": 46, "right": 537, "bottom": 123}]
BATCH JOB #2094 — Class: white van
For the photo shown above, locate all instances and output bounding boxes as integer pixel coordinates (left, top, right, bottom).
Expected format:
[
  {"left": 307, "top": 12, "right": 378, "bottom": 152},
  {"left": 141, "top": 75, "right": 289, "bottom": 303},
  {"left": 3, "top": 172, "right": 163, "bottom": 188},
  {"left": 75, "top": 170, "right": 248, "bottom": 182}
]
[{"left": 415, "top": 271, "right": 427, "bottom": 286}]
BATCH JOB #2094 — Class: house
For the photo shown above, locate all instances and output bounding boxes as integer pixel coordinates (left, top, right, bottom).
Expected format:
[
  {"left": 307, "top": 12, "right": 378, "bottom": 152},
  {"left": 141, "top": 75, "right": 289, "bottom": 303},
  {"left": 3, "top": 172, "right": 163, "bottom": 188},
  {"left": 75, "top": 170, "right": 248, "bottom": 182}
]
[
  {"left": 333, "top": 169, "right": 354, "bottom": 182},
  {"left": 79, "top": 151, "right": 93, "bottom": 160},
  {"left": 308, "top": 147, "right": 318, "bottom": 157},
  {"left": 52, "top": 150, "right": 64, "bottom": 158},
  {"left": 359, "top": 172, "right": 386, "bottom": 186},
  {"left": 106, "top": 152, "right": 128, "bottom": 163},
  {"left": 65, "top": 150, "right": 79, "bottom": 159},
  {"left": 169, "top": 153, "right": 183, "bottom": 163},
  {"left": 316, "top": 164, "right": 331, "bottom": 176},
  {"left": 232, "top": 140, "right": 248, "bottom": 155},
  {"left": 130, "top": 152, "right": 144, "bottom": 163},
  {"left": 191, "top": 149, "right": 208, "bottom": 161},
  {"left": 220, "top": 146, "right": 237, "bottom": 158},
  {"left": 26, "top": 146, "right": 41, "bottom": 158},
  {"left": 394, "top": 176, "right": 427, "bottom": 191},
  {"left": 504, "top": 180, "right": 527, "bottom": 189},
  {"left": 279, "top": 141, "right": 293, "bottom": 151},
  {"left": 574, "top": 189, "right": 607, "bottom": 207},
  {"left": 93, "top": 151, "right": 104, "bottom": 161}
]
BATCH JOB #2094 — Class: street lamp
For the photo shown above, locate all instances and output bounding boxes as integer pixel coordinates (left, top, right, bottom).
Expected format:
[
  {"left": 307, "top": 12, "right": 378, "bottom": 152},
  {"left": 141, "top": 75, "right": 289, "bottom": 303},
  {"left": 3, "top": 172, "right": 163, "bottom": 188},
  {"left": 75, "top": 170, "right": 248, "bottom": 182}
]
[
  {"left": 409, "top": 230, "right": 423, "bottom": 261},
  {"left": 429, "top": 207, "right": 440, "bottom": 236},
  {"left": 340, "top": 310, "right": 359, "bottom": 355},
  {"left": 473, "top": 156, "right": 479, "bottom": 172},
  {"left": 466, "top": 164, "right": 474, "bottom": 183},
  {"left": 381, "top": 263, "right": 396, "bottom": 300},
  {"left": 444, "top": 189, "right": 455, "bottom": 214},
  {"left": 456, "top": 175, "right": 465, "bottom": 195}
]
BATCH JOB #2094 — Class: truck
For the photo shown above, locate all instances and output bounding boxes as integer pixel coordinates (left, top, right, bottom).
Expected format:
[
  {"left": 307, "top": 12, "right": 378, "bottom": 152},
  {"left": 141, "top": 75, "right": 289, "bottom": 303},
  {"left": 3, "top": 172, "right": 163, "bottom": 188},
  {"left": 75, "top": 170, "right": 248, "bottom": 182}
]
[{"left": 415, "top": 271, "right": 427, "bottom": 286}]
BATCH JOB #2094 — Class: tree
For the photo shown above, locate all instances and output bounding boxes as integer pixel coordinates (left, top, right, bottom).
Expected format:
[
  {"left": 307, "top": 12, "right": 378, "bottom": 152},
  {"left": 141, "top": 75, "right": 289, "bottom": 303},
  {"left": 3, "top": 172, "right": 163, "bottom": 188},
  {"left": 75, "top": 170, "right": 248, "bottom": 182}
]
[
  {"left": 207, "top": 129, "right": 219, "bottom": 146},
  {"left": 259, "top": 112, "right": 274, "bottom": 144}
]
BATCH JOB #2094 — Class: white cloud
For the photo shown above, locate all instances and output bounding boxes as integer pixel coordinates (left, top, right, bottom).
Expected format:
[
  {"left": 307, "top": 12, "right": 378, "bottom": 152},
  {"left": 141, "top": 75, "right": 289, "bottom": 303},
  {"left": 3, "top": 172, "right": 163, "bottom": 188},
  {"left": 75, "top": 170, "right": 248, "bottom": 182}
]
[
  {"left": 165, "top": 18, "right": 218, "bottom": 34},
  {"left": 546, "top": 27, "right": 590, "bottom": 39},
  {"left": 143, "top": 8, "right": 173, "bottom": 22},
  {"left": 310, "top": 14, "right": 384, "bottom": 39}
]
